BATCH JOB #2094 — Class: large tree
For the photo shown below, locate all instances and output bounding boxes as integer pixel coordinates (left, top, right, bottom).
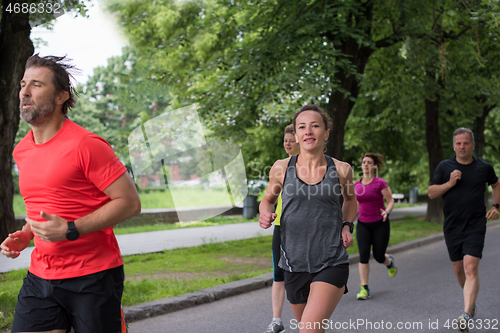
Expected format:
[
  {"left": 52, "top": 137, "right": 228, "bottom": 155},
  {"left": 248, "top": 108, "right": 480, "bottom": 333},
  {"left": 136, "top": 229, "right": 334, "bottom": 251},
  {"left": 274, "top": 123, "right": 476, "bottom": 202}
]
[
  {"left": 418, "top": 2, "right": 500, "bottom": 222},
  {"left": 0, "top": 0, "right": 34, "bottom": 241},
  {"left": 106, "top": 0, "right": 414, "bottom": 161},
  {"left": 0, "top": 0, "right": 89, "bottom": 240},
  {"left": 77, "top": 46, "right": 172, "bottom": 166},
  {"left": 347, "top": 1, "right": 500, "bottom": 222}
]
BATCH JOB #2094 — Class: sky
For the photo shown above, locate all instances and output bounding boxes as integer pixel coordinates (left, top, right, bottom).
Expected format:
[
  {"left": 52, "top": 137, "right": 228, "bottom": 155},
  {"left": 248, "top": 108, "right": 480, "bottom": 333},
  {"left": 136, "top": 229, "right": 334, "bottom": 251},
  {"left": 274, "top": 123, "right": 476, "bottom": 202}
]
[{"left": 30, "top": 0, "right": 128, "bottom": 84}]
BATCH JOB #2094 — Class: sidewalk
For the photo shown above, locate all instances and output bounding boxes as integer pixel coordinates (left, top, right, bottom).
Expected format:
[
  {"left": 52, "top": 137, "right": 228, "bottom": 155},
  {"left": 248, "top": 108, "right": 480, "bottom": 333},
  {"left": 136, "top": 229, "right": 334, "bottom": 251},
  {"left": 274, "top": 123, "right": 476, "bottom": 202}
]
[{"left": 0, "top": 204, "right": 427, "bottom": 273}]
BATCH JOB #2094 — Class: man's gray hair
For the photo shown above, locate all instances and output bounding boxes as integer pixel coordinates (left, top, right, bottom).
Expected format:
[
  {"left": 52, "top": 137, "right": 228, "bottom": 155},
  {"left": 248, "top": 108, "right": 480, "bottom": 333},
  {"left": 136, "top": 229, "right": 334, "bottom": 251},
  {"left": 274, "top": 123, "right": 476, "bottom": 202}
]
[{"left": 453, "top": 127, "right": 475, "bottom": 143}]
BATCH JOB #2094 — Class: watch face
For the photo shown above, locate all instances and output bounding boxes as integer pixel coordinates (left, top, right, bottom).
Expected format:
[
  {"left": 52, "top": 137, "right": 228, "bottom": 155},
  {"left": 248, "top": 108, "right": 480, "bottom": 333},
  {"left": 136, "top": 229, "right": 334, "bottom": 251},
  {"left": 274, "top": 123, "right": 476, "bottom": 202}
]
[
  {"left": 66, "top": 222, "right": 80, "bottom": 241},
  {"left": 66, "top": 230, "right": 79, "bottom": 241}
]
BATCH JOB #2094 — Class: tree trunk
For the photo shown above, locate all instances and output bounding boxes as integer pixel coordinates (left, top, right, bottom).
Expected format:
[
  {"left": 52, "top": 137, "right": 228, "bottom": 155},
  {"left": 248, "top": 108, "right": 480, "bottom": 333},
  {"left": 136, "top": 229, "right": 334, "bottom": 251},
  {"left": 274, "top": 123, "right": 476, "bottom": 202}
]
[
  {"left": 0, "top": 0, "right": 34, "bottom": 240},
  {"left": 425, "top": 97, "right": 444, "bottom": 223},
  {"left": 474, "top": 103, "right": 493, "bottom": 159},
  {"left": 475, "top": 103, "right": 494, "bottom": 206},
  {"left": 325, "top": 2, "right": 374, "bottom": 160}
]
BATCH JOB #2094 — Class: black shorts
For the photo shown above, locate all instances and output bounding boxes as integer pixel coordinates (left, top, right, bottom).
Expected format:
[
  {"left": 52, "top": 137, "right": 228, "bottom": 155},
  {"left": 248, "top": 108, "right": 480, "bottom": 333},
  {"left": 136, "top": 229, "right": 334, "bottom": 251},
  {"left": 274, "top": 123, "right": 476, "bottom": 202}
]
[
  {"left": 272, "top": 225, "right": 284, "bottom": 282},
  {"left": 444, "top": 230, "right": 486, "bottom": 262},
  {"left": 12, "top": 265, "right": 125, "bottom": 333},
  {"left": 284, "top": 264, "right": 349, "bottom": 304}
]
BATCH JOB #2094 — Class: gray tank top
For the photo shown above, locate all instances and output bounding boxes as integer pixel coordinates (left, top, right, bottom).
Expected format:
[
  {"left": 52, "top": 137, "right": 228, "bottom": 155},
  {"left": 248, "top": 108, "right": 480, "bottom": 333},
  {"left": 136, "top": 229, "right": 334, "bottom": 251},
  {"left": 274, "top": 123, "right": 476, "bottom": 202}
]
[{"left": 279, "top": 154, "right": 349, "bottom": 273}]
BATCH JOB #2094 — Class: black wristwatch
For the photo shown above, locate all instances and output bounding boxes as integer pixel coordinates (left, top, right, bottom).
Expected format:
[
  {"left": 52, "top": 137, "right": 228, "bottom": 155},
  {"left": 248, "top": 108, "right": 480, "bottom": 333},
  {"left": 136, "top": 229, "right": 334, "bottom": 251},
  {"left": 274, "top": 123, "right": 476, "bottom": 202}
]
[
  {"left": 342, "top": 221, "right": 354, "bottom": 234},
  {"left": 66, "top": 221, "right": 80, "bottom": 241},
  {"left": 493, "top": 203, "right": 499, "bottom": 209}
]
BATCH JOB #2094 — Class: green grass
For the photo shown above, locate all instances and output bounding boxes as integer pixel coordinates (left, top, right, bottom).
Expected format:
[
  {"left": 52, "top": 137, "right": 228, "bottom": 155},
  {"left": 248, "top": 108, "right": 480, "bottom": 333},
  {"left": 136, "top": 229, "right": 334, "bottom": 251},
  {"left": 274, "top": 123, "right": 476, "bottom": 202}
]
[
  {"left": 138, "top": 186, "right": 236, "bottom": 209},
  {"left": 13, "top": 187, "right": 238, "bottom": 216},
  {"left": 121, "top": 236, "right": 273, "bottom": 305},
  {"left": 113, "top": 215, "right": 258, "bottom": 235},
  {"left": 13, "top": 195, "right": 25, "bottom": 216},
  {"left": 0, "top": 270, "right": 28, "bottom": 331},
  {"left": 0, "top": 218, "right": 442, "bottom": 330},
  {"left": 14, "top": 191, "right": 425, "bottom": 216},
  {"left": 393, "top": 202, "right": 424, "bottom": 208}
]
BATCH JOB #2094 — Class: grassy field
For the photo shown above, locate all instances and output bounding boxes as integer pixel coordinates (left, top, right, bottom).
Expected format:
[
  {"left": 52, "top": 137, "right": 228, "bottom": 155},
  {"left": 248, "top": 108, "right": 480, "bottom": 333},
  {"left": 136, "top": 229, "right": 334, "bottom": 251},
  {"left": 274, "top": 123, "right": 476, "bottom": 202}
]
[
  {"left": 14, "top": 190, "right": 426, "bottom": 216},
  {"left": 13, "top": 195, "right": 25, "bottom": 217},
  {"left": 113, "top": 215, "right": 258, "bottom": 235},
  {"left": 0, "top": 218, "right": 442, "bottom": 330},
  {"left": 13, "top": 187, "right": 239, "bottom": 216}
]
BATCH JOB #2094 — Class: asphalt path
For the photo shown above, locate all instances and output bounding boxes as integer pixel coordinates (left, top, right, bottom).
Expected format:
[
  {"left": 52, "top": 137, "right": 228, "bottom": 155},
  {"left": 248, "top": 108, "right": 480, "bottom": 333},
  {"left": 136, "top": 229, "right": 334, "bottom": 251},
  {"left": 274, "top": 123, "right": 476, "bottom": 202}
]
[{"left": 127, "top": 223, "right": 500, "bottom": 333}]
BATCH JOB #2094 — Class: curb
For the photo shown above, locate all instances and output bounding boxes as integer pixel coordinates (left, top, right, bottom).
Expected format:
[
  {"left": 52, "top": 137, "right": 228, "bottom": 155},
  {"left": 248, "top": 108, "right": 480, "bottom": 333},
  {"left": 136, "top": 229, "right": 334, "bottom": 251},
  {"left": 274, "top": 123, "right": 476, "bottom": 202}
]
[
  {"left": 125, "top": 272, "right": 274, "bottom": 322},
  {"left": 124, "top": 220, "right": 500, "bottom": 323}
]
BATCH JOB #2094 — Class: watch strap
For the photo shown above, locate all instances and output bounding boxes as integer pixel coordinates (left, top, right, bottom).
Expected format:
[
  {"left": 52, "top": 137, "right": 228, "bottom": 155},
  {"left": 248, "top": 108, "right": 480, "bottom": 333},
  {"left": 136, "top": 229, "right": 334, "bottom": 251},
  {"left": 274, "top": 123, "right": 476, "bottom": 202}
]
[
  {"left": 66, "top": 221, "right": 79, "bottom": 241},
  {"left": 342, "top": 221, "right": 354, "bottom": 233}
]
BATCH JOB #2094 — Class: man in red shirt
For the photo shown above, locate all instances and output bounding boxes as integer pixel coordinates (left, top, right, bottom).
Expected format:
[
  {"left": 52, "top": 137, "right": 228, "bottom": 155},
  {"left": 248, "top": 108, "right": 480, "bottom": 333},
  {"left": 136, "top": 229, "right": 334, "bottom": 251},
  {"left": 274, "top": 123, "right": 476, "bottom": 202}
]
[{"left": 0, "top": 54, "right": 141, "bottom": 333}]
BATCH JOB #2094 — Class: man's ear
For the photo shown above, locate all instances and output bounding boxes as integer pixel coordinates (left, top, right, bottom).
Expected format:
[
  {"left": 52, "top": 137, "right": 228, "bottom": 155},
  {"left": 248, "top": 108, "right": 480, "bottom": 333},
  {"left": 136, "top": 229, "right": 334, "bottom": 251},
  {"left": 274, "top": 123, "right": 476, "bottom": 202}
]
[{"left": 55, "top": 91, "right": 69, "bottom": 106}]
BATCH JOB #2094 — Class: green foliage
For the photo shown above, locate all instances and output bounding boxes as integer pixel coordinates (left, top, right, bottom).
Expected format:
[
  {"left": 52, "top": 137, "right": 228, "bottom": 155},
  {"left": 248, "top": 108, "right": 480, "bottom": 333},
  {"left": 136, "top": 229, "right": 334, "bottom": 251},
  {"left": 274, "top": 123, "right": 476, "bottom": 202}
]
[
  {"left": 74, "top": 46, "right": 172, "bottom": 168},
  {"left": 104, "top": 0, "right": 409, "bottom": 159},
  {"left": 242, "top": 113, "right": 293, "bottom": 181},
  {"left": 484, "top": 108, "right": 500, "bottom": 172},
  {"left": 11, "top": 0, "right": 500, "bottom": 225},
  {"left": 345, "top": 1, "right": 500, "bottom": 192}
]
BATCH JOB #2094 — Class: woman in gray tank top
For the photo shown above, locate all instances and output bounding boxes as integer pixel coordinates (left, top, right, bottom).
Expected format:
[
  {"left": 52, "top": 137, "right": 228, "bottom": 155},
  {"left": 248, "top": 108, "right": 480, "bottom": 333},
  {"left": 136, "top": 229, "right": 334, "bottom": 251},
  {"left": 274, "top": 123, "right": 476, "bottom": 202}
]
[{"left": 259, "top": 105, "right": 358, "bottom": 333}]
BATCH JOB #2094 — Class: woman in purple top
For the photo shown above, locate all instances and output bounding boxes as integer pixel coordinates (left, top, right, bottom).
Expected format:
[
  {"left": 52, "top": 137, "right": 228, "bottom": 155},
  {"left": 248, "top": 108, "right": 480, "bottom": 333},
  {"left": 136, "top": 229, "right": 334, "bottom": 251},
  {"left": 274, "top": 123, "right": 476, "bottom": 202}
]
[{"left": 354, "top": 153, "right": 397, "bottom": 300}]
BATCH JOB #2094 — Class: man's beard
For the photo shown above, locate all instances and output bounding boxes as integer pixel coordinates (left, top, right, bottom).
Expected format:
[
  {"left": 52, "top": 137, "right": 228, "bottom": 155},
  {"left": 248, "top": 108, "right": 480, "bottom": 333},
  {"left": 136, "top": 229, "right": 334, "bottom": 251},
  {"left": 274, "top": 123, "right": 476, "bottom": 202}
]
[{"left": 19, "top": 94, "right": 56, "bottom": 125}]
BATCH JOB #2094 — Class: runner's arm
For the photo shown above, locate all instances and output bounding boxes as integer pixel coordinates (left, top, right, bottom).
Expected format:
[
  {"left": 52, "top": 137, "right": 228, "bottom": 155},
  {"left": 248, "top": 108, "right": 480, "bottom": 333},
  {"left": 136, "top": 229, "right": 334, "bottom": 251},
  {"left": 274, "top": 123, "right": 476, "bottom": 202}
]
[
  {"left": 335, "top": 160, "right": 356, "bottom": 248},
  {"left": 27, "top": 172, "right": 141, "bottom": 242},
  {"left": 381, "top": 186, "right": 395, "bottom": 221},
  {"left": 259, "top": 160, "right": 286, "bottom": 229},
  {"left": 428, "top": 169, "right": 461, "bottom": 199},
  {"left": 0, "top": 223, "right": 33, "bottom": 258},
  {"left": 486, "top": 181, "right": 500, "bottom": 220},
  {"left": 428, "top": 183, "right": 453, "bottom": 200},
  {"left": 337, "top": 161, "right": 358, "bottom": 223}
]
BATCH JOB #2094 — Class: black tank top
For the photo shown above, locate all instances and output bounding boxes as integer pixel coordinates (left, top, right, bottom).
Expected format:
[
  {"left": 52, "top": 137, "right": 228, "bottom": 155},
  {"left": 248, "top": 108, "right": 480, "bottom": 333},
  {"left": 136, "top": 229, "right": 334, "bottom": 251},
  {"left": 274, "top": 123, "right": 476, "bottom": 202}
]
[{"left": 279, "top": 154, "right": 349, "bottom": 273}]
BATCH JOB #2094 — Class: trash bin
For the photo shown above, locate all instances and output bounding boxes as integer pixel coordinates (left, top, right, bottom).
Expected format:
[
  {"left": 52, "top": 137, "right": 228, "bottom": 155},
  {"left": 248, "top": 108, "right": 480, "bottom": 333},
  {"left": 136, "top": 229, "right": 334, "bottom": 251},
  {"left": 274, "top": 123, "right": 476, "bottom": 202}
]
[
  {"left": 243, "top": 194, "right": 258, "bottom": 219},
  {"left": 409, "top": 186, "right": 419, "bottom": 204}
]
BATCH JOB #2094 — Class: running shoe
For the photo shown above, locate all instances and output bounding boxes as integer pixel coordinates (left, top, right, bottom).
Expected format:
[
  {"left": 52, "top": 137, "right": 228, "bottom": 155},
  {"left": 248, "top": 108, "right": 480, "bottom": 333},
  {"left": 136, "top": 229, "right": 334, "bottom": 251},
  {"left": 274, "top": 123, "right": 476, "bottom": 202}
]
[
  {"left": 470, "top": 303, "right": 477, "bottom": 318},
  {"left": 387, "top": 255, "right": 398, "bottom": 278},
  {"left": 265, "top": 321, "right": 285, "bottom": 333},
  {"left": 456, "top": 311, "right": 472, "bottom": 333},
  {"left": 356, "top": 283, "right": 370, "bottom": 300}
]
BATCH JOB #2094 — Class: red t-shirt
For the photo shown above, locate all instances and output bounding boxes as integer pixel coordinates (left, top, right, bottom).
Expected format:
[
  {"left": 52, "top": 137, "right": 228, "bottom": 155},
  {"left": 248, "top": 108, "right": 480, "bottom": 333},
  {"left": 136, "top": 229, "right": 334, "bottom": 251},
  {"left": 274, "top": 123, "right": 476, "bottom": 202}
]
[{"left": 13, "top": 119, "right": 127, "bottom": 279}]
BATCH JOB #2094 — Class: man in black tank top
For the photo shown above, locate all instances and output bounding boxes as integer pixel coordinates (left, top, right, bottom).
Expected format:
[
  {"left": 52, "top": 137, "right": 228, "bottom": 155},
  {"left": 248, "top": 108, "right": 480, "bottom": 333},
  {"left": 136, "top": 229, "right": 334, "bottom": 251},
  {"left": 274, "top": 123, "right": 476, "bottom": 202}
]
[{"left": 428, "top": 127, "right": 500, "bottom": 333}]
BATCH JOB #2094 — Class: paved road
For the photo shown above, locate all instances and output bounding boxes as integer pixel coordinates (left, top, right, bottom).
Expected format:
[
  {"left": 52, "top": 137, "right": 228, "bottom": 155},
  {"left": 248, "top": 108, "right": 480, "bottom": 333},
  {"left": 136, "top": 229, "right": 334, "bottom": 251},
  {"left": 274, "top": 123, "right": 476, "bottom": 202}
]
[
  {"left": 0, "top": 205, "right": 427, "bottom": 273},
  {"left": 127, "top": 223, "right": 500, "bottom": 333},
  {"left": 389, "top": 204, "right": 427, "bottom": 221}
]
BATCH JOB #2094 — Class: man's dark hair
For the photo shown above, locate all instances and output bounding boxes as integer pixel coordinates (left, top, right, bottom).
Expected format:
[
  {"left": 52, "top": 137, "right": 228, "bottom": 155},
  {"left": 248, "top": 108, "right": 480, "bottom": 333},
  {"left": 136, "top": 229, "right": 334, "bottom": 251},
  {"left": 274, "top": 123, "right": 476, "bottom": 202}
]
[{"left": 25, "top": 54, "right": 79, "bottom": 115}]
